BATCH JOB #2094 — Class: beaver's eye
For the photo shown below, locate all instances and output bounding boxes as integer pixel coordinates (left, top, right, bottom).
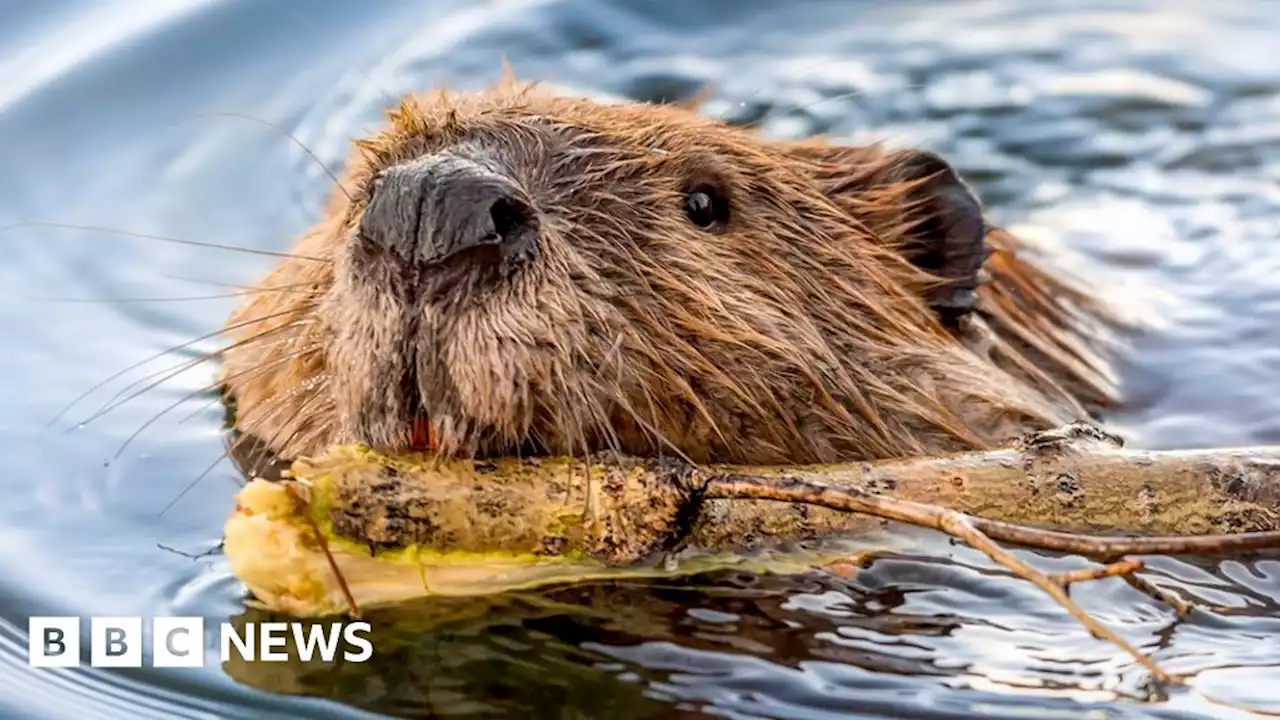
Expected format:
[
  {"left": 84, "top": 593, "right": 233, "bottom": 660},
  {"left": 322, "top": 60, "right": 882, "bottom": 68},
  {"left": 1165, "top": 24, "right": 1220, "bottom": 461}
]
[{"left": 684, "top": 184, "right": 729, "bottom": 232}]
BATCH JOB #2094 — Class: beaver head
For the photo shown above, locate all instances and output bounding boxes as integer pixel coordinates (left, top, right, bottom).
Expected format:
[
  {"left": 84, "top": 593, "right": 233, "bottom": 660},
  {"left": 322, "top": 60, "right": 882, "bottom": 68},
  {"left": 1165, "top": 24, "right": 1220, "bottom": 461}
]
[{"left": 219, "top": 80, "right": 1117, "bottom": 468}]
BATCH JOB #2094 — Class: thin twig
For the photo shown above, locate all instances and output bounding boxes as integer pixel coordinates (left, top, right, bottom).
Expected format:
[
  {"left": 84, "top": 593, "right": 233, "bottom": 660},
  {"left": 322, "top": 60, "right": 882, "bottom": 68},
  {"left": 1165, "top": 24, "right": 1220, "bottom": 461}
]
[
  {"left": 938, "top": 511, "right": 1173, "bottom": 685},
  {"left": 1050, "top": 558, "right": 1144, "bottom": 585},
  {"left": 1124, "top": 574, "right": 1197, "bottom": 616},
  {"left": 285, "top": 485, "right": 361, "bottom": 618}
]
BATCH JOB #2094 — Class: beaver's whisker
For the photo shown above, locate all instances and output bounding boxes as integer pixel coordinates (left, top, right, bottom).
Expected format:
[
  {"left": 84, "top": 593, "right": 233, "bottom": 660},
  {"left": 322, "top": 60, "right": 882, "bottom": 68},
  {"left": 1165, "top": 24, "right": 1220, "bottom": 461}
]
[
  {"left": 84, "top": 323, "right": 316, "bottom": 436},
  {"left": 231, "top": 384, "right": 328, "bottom": 479},
  {"left": 588, "top": 390, "right": 625, "bottom": 463},
  {"left": 34, "top": 288, "right": 296, "bottom": 302},
  {"left": 31, "top": 286, "right": 317, "bottom": 304},
  {"left": 171, "top": 357, "right": 331, "bottom": 466},
  {"left": 64, "top": 351, "right": 207, "bottom": 432},
  {"left": 159, "top": 274, "right": 322, "bottom": 294},
  {"left": 156, "top": 399, "right": 317, "bottom": 518},
  {"left": 113, "top": 345, "right": 321, "bottom": 463},
  {"left": 80, "top": 306, "right": 317, "bottom": 419},
  {"left": 619, "top": 316, "right": 736, "bottom": 450},
  {"left": 578, "top": 342, "right": 627, "bottom": 463},
  {"left": 176, "top": 393, "right": 225, "bottom": 427},
  {"left": 247, "top": 396, "right": 335, "bottom": 478},
  {"left": 529, "top": 430, "right": 549, "bottom": 459},
  {"left": 183, "top": 112, "right": 354, "bottom": 203},
  {"left": 608, "top": 383, "right": 696, "bottom": 467},
  {"left": 157, "top": 446, "right": 240, "bottom": 518},
  {"left": 61, "top": 307, "right": 318, "bottom": 429},
  {"left": 211, "top": 280, "right": 323, "bottom": 295},
  {"left": 2, "top": 221, "right": 331, "bottom": 263}
]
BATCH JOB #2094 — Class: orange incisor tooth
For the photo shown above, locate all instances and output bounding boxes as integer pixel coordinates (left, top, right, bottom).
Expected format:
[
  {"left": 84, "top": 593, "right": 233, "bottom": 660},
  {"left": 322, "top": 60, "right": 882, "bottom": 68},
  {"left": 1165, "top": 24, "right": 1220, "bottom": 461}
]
[{"left": 411, "top": 415, "right": 437, "bottom": 451}]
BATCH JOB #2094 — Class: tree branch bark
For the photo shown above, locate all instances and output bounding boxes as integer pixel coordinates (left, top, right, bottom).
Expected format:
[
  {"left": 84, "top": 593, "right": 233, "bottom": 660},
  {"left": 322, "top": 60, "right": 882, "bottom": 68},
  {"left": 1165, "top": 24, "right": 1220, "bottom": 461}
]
[{"left": 223, "top": 423, "right": 1280, "bottom": 687}]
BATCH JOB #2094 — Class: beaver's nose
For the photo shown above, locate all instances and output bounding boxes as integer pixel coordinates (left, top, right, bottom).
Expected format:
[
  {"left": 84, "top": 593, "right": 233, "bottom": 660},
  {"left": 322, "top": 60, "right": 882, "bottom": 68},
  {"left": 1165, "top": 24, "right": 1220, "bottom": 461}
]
[{"left": 360, "top": 154, "right": 540, "bottom": 269}]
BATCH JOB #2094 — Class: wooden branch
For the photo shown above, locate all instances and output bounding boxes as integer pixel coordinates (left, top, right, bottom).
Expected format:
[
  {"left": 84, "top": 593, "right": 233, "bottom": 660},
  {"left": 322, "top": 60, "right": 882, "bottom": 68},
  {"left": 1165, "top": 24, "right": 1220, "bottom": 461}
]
[{"left": 222, "top": 424, "right": 1280, "bottom": 687}]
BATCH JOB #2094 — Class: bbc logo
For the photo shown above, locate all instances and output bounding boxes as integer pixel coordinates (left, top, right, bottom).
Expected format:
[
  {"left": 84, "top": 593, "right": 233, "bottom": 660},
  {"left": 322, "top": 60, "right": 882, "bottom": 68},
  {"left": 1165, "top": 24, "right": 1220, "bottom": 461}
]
[
  {"left": 29, "top": 617, "right": 207, "bottom": 668},
  {"left": 29, "top": 616, "right": 374, "bottom": 667}
]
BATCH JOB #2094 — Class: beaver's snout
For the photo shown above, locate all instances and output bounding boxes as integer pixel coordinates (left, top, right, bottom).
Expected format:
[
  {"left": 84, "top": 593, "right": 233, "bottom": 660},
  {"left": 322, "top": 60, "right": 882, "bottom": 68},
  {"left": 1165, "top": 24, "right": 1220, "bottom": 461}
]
[{"left": 359, "top": 153, "right": 540, "bottom": 273}]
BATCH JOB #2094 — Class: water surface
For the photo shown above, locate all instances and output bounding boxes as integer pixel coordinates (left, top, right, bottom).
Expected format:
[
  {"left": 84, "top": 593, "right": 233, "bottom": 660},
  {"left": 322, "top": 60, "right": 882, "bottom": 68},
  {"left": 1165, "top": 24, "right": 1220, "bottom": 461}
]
[{"left": 2, "top": 1, "right": 1279, "bottom": 717}]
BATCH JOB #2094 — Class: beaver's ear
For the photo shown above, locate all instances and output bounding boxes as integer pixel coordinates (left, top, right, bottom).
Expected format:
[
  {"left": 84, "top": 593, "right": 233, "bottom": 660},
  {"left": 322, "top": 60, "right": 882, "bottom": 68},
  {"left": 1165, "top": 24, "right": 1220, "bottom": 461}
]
[
  {"left": 789, "top": 143, "right": 988, "bottom": 326},
  {"left": 884, "top": 150, "right": 987, "bottom": 329}
]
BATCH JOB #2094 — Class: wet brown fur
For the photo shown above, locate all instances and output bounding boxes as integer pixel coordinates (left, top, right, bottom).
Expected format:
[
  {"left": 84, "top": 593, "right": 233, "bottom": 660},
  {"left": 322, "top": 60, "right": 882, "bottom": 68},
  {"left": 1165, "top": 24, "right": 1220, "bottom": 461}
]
[{"left": 219, "top": 79, "right": 1119, "bottom": 468}]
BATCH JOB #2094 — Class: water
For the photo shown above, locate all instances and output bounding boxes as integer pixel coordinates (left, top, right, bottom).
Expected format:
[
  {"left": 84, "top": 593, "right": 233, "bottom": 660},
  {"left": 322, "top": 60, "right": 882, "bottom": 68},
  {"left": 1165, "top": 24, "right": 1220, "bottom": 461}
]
[{"left": 1, "top": 0, "right": 1278, "bottom": 717}]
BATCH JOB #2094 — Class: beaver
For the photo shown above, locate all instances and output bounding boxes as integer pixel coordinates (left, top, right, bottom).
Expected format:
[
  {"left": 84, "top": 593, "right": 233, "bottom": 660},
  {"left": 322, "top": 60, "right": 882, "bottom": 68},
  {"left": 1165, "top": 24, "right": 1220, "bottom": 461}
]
[{"left": 218, "top": 77, "right": 1119, "bottom": 470}]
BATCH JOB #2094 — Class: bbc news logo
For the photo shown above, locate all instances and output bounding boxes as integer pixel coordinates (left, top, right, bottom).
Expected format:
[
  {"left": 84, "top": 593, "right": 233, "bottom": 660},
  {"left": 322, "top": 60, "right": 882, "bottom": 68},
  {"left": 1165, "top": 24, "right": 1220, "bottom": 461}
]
[{"left": 28, "top": 617, "right": 373, "bottom": 668}]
